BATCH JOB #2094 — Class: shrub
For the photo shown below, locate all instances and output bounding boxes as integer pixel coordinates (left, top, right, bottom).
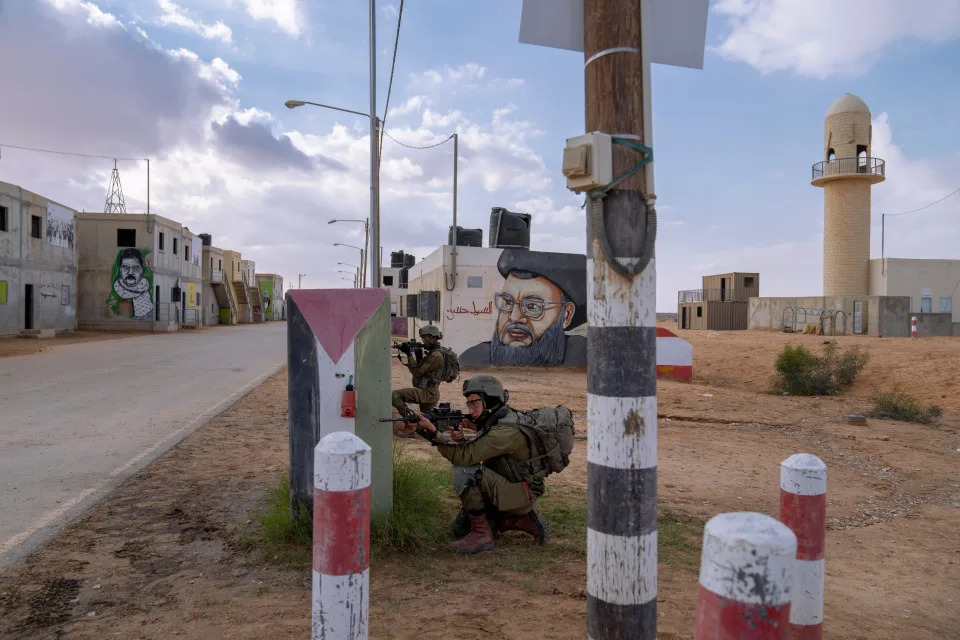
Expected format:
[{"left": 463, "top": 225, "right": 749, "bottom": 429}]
[
  {"left": 773, "top": 341, "right": 868, "bottom": 395},
  {"left": 869, "top": 387, "right": 942, "bottom": 424}
]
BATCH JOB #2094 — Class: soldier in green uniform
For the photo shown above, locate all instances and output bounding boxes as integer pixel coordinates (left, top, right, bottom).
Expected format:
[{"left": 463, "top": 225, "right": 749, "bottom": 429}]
[
  {"left": 391, "top": 325, "right": 445, "bottom": 421},
  {"left": 415, "top": 374, "right": 548, "bottom": 554}
]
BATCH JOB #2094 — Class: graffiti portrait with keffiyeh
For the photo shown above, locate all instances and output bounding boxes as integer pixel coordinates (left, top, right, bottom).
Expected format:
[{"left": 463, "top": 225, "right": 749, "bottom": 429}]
[{"left": 106, "top": 248, "right": 154, "bottom": 318}]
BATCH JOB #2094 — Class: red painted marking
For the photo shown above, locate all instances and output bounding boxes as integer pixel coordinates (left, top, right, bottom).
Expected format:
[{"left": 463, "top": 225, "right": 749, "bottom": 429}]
[
  {"left": 788, "top": 623, "right": 823, "bottom": 640},
  {"left": 657, "top": 364, "right": 693, "bottom": 382},
  {"left": 313, "top": 487, "right": 371, "bottom": 576},
  {"left": 695, "top": 585, "right": 790, "bottom": 640},
  {"left": 656, "top": 327, "right": 679, "bottom": 338},
  {"left": 779, "top": 492, "right": 826, "bottom": 560},
  {"left": 289, "top": 289, "right": 388, "bottom": 363}
]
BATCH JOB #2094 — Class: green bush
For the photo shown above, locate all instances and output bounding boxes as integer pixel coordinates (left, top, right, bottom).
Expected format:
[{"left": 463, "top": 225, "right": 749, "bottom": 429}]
[
  {"left": 251, "top": 476, "right": 313, "bottom": 565},
  {"left": 869, "top": 387, "right": 942, "bottom": 424},
  {"left": 773, "top": 341, "right": 868, "bottom": 395}
]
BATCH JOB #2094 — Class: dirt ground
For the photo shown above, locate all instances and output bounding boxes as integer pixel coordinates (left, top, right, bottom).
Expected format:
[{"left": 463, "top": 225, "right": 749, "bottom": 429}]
[
  {"left": 2, "top": 327, "right": 959, "bottom": 639},
  {"left": 0, "top": 331, "right": 131, "bottom": 358}
]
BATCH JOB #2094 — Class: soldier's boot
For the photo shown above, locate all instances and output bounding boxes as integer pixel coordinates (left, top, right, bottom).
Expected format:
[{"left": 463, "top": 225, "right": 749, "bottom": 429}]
[
  {"left": 452, "top": 508, "right": 499, "bottom": 540},
  {"left": 450, "top": 513, "right": 495, "bottom": 555},
  {"left": 499, "top": 511, "right": 548, "bottom": 545}
]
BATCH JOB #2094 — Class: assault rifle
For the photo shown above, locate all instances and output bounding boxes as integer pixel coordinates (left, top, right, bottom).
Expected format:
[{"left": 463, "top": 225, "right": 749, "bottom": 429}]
[
  {"left": 379, "top": 402, "right": 477, "bottom": 442},
  {"left": 392, "top": 339, "right": 424, "bottom": 362}
]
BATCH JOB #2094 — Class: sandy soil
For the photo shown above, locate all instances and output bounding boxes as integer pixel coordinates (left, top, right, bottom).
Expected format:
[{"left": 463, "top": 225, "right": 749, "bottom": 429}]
[
  {"left": 0, "top": 331, "right": 132, "bottom": 358},
  {"left": 2, "top": 328, "right": 959, "bottom": 639}
]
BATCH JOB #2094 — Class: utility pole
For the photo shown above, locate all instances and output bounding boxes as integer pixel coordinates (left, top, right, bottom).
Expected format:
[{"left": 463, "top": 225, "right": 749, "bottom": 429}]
[
  {"left": 299, "top": 273, "right": 306, "bottom": 289},
  {"left": 584, "top": 1, "right": 659, "bottom": 639},
  {"left": 368, "top": 0, "right": 380, "bottom": 295}
]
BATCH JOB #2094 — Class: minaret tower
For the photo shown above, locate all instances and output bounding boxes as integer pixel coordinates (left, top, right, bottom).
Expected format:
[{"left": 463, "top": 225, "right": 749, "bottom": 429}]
[{"left": 812, "top": 93, "right": 885, "bottom": 296}]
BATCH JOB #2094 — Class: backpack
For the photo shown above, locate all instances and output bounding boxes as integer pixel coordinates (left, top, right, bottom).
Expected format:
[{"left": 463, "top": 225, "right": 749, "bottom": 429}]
[
  {"left": 437, "top": 346, "right": 460, "bottom": 383},
  {"left": 515, "top": 406, "right": 576, "bottom": 478}
]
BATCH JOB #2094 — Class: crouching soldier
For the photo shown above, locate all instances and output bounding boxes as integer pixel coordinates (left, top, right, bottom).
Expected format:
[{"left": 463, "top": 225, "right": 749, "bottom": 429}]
[{"left": 415, "top": 375, "right": 574, "bottom": 554}]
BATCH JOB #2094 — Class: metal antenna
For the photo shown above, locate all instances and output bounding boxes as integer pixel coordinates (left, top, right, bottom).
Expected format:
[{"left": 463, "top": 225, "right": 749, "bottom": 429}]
[{"left": 104, "top": 159, "right": 127, "bottom": 213}]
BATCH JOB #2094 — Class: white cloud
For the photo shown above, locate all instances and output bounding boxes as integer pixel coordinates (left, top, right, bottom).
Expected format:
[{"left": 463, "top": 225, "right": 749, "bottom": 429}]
[
  {"left": 389, "top": 96, "right": 426, "bottom": 118},
  {"left": 514, "top": 195, "right": 583, "bottom": 225},
  {"left": 713, "top": 0, "right": 960, "bottom": 77},
  {"left": 48, "top": 0, "right": 125, "bottom": 29},
  {"left": 157, "top": 0, "right": 233, "bottom": 44},
  {"left": 233, "top": 0, "right": 302, "bottom": 37}
]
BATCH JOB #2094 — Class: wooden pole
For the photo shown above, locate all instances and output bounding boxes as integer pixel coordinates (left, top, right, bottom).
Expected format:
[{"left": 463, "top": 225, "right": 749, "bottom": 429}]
[{"left": 584, "top": 1, "right": 659, "bottom": 638}]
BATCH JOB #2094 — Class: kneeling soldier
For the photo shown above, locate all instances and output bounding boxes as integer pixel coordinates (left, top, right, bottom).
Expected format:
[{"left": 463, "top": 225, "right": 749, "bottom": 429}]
[{"left": 415, "top": 375, "right": 548, "bottom": 554}]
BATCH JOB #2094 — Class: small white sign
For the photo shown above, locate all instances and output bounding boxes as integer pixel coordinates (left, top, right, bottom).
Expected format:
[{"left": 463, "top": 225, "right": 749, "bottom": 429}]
[{"left": 518, "top": 0, "right": 709, "bottom": 69}]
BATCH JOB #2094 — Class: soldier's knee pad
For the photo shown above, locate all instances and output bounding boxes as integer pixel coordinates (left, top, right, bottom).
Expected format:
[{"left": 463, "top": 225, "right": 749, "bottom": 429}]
[{"left": 450, "top": 466, "right": 483, "bottom": 496}]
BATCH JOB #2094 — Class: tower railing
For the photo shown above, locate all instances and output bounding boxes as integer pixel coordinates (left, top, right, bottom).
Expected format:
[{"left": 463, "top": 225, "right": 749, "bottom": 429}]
[
  {"left": 678, "top": 288, "right": 741, "bottom": 303},
  {"left": 811, "top": 157, "right": 885, "bottom": 180}
]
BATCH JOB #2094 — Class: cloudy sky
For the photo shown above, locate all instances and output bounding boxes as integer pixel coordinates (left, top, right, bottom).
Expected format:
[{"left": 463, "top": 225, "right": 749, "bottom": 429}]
[{"left": 1, "top": 0, "right": 958, "bottom": 309}]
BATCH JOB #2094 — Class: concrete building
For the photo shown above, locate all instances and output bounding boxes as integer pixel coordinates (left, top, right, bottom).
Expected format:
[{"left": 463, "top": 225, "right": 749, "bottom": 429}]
[
  {"left": 748, "top": 93, "right": 957, "bottom": 337},
  {"left": 200, "top": 235, "right": 237, "bottom": 325},
  {"left": 240, "top": 259, "right": 262, "bottom": 322},
  {"left": 405, "top": 244, "right": 588, "bottom": 367},
  {"left": 76, "top": 212, "right": 202, "bottom": 331},
  {"left": 384, "top": 250, "right": 414, "bottom": 334},
  {"left": 222, "top": 250, "right": 250, "bottom": 323},
  {"left": 0, "top": 182, "right": 78, "bottom": 336},
  {"left": 256, "top": 273, "right": 284, "bottom": 320},
  {"left": 678, "top": 272, "right": 758, "bottom": 330}
]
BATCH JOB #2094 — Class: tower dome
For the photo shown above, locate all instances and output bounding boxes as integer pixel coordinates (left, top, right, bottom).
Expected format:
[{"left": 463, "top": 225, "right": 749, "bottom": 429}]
[{"left": 826, "top": 93, "right": 871, "bottom": 117}]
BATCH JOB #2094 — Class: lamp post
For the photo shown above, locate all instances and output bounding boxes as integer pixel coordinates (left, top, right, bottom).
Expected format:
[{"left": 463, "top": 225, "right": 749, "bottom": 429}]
[
  {"left": 298, "top": 273, "right": 306, "bottom": 289},
  {"left": 329, "top": 219, "right": 369, "bottom": 287},
  {"left": 334, "top": 243, "right": 367, "bottom": 286},
  {"left": 338, "top": 262, "right": 361, "bottom": 289},
  {"left": 337, "top": 269, "right": 358, "bottom": 288},
  {"left": 286, "top": 97, "right": 380, "bottom": 292}
]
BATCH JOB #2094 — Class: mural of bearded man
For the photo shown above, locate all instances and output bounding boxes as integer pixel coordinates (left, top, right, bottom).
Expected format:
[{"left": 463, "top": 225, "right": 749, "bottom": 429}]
[
  {"left": 106, "top": 248, "right": 154, "bottom": 318},
  {"left": 460, "top": 250, "right": 586, "bottom": 367}
]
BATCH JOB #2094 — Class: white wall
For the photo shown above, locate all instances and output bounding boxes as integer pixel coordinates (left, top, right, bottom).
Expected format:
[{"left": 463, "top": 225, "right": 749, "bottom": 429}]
[{"left": 870, "top": 258, "right": 960, "bottom": 321}]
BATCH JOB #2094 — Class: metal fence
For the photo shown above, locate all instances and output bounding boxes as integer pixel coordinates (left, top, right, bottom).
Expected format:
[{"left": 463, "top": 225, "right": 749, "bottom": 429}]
[
  {"left": 678, "top": 288, "right": 740, "bottom": 303},
  {"left": 811, "top": 156, "right": 885, "bottom": 180}
]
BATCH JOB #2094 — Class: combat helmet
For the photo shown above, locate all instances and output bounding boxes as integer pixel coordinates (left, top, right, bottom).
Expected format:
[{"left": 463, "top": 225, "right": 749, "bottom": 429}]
[
  {"left": 419, "top": 325, "right": 442, "bottom": 339},
  {"left": 462, "top": 374, "right": 509, "bottom": 406}
]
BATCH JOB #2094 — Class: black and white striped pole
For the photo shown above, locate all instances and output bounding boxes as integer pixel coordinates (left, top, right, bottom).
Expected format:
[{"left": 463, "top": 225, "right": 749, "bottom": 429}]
[{"left": 583, "top": 1, "right": 658, "bottom": 637}]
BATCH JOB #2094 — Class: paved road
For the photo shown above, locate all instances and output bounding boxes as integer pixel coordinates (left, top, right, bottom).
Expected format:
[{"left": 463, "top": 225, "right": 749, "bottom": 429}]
[{"left": 0, "top": 323, "right": 286, "bottom": 566}]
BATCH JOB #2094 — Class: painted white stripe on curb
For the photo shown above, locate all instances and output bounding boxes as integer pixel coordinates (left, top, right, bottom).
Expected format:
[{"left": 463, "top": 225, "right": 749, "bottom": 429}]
[
  {"left": 780, "top": 453, "right": 827, "bottom": 495},
  {"left": 312, "top": 568, "right": 370, "bottom": 639},
  {"left": 790, "top": 558, "right": 825, "bottom": 625},
  {"left": 587, "top": 529, "right": 658, "bottom": 605},
  {"left": 587, "top": 394, "right": 657, "bottom": 470}
]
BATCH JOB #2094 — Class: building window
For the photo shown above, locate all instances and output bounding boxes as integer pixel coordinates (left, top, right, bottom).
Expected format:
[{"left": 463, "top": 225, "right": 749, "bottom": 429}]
[
  {"left": 159, "top": 232, "right": 165, "bottom": 251},
  {"left": 696, "top": 306, "right": 702, "bottom": 318},
  {"left": 940, "top": 298, "right": 953, "bottom": 313},
  {"left": 185, "top": 243, "right": 191, "bottom": 262},
  {"left": 173, "top": 238, "right": 178, "bottom": 255},
  {"left": 117, "top": 228, "right": 136, "bottom": 247},
  {"left": 218, "top": 259, "right": 222, "bottom": 271},
  {"left": 31, "top": 215, "right": 42, "bottom": 239},
  {"left": 0, "top": 280, "right": 6, "bottom": 304},
  {"left": 826, "top": 148, "right": 835, "bottom": 162},
  {"left": 383, "top": 275, "right": 394, "bottom": 286},
  {"left": 467, "top": 276, "right": 483, "bottom": 288},
  {"left": 0, "top": 205, "right": 7, "bottom": 232},
  {"left": 744, "top": 276, "right": 755, "bottom": 289},
  {"left": 921, "top": 297, "right": 932, "bottom": 313}
]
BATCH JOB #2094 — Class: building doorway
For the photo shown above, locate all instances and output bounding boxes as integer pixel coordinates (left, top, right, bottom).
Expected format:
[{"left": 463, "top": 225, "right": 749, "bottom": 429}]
[
  {"left": 681, "top": 306, "right": 688, "bottom": 330},
  {"left": 24, "top": 284, "right": 34, "bottom": 330},
  {"left": 155, "top": 285, "right": 160, "bottom": 321}
]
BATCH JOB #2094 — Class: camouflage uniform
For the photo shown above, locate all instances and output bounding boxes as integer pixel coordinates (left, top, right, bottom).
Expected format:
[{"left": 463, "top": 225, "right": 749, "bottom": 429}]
[
  {"left": 436, "top": 408, "right": 543, "bottom": 515},
  {"left": 391, "top": 348, "right": 443, "bottom": 415}
]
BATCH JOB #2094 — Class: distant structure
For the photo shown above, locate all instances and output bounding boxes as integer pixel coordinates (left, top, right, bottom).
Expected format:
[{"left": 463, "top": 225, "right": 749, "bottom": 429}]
[
  {"left": 813, "top": 93, "right": 885, "bottom": 296},
  {"left": 748, "top": 93, "right": 959, "bottom": 337},
  {"left": 104, "top": 160, "right": 127, "bottom": 214},
  {"left": 677, "top": 272, "right": 759, "bottom": 330}
]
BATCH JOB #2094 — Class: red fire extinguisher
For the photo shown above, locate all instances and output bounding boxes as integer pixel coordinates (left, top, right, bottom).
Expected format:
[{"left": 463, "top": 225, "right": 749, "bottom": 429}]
[{"left": 341, "top": 375, "right": 356, "bottom": 418}]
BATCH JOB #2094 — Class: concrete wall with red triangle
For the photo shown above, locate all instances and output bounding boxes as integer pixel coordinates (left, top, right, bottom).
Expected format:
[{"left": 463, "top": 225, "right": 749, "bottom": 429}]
[{"left": 286, "top": 288, "right": 393, "bottom": 513}]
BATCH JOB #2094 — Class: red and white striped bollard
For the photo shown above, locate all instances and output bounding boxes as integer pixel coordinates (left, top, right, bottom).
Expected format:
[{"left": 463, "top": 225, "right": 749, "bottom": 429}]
[
  {"left": 694, "top": 512, "right": 797, "bottom": 640},
  {"left": 780, "top": 453, "right": 827, "bottom": 640},
  {"left": 313, "top": 431, "right": 371, "bottom": 639},
  {"left": 911, "top": 316, "right": 917, "bottom": 338}
]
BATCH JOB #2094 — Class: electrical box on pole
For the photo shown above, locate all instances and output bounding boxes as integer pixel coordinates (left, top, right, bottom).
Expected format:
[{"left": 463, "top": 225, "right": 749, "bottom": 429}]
[{"left": 562, "top": 132, "right": 613, "bottom": 192}]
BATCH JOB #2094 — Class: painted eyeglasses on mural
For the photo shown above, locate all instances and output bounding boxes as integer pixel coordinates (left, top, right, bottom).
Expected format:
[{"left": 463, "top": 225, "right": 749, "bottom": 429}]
[{"left": 493, "top": 293, "right": 567, "bottom": 320}]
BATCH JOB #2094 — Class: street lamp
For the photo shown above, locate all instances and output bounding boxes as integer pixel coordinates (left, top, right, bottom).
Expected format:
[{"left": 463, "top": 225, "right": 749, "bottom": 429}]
[
  {"left": 334, "top": 243, "right": 367, "bottom": 286},
  {"left": 329, "top": 218, "right": 369, "bottom": 287},
  {"left": 298, "top": 273, "right": 306, "bottom": 289},
  {"left": 286, "top": 96, "right": 381, "bottom": 291},
  {"left": 337, "top": 269, "right": 358, "bottom": 288}
]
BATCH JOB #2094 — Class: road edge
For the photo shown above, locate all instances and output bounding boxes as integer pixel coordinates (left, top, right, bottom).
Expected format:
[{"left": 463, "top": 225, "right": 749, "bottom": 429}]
[{"left": 0, "top": 359, "right": 287, "bottom": 569}]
